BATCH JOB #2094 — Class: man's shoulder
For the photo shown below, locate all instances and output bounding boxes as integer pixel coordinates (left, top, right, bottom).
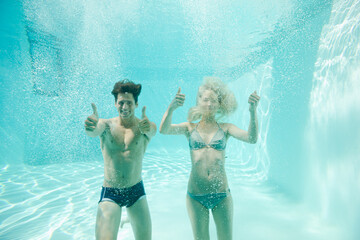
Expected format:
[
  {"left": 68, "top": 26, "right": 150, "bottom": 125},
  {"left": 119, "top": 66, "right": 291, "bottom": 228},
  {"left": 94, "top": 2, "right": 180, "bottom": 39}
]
[
  {"left": 99, "top": 118, "right": 116, "bottom": 132},
  {"left": 102, "top": 117, "right": 117, "bottom": 124},
  {"left": 99, "top": 118, "right": 115, "bottom": 139}
]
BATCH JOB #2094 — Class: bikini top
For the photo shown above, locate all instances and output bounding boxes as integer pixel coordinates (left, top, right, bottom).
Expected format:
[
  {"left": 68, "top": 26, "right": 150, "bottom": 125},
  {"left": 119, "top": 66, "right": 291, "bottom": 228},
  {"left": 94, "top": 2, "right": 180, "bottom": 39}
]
[{"left": 189, "top": 122, "right": 227, "bottom": 151}]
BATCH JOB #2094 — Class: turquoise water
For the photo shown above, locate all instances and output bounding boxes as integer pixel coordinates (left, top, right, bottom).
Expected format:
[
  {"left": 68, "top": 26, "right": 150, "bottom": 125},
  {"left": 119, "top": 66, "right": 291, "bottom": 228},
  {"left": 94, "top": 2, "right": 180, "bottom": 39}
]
[{"left": 1, "top": 0, "right": 360, "bottom": 239}]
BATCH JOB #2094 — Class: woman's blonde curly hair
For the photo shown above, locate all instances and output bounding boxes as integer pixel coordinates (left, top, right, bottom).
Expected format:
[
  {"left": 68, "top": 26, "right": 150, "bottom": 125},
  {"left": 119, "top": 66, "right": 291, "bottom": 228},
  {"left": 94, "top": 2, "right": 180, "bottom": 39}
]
[{"left": 188, "top": 77, "right": 237, "bottom": 122}]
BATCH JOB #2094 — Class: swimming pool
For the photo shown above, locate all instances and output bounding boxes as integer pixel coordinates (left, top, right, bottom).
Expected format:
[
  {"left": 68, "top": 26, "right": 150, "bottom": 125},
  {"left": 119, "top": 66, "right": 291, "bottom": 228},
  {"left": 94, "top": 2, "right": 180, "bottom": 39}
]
[{"left": 1, "top": 0, "right": 359, "bottom": 239}]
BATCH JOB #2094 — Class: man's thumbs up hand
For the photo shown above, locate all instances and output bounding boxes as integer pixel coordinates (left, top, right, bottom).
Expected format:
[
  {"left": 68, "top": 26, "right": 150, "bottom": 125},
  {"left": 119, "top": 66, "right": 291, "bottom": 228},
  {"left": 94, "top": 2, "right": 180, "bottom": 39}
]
[
  {"left": 85, "top": 103, "right": 99, "bottom": 132},
  {"left": 138, "top": 106, "right": 150, "bottom": 135},
  {"left": 141, "top": 106, "right": 147, "bottom": 120}
]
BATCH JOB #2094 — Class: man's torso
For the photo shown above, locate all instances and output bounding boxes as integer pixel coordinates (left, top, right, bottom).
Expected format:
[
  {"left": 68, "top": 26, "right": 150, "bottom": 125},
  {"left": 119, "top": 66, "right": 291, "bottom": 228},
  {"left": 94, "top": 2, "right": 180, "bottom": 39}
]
[{"left": 100, "top": 117, "right": 149, "bottom": 188}]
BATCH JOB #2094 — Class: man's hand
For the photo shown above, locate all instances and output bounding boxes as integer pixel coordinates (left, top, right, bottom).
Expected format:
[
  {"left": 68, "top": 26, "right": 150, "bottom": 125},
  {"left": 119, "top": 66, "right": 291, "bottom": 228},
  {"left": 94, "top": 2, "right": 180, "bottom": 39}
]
[
  {"left": 138, "top": 106, "right": 151, "bottom": 135},
  {"left": 248, "top": 91, "right": 260, "bottom": 112},
  {"left": 169, "top": 87, "right": 185, "bottom": 111},
  {"left": 85, "top": 103, "right": 99, "bottom": 132}
]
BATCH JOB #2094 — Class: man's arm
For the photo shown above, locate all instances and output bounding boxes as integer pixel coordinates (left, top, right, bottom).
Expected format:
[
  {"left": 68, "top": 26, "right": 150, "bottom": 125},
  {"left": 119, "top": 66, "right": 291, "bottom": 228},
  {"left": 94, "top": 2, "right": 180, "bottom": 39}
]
[
  {"left": 145, "top": 121, "right": 157, "bottom": 139},
  {"left": 85, "top": 118, "right": 106, "bottom": 137},
  {"left": 138, "top": 106, "right": 157, "bottom": 139},
  {"left": 84, "top": 103, "right": 106, "bottom": 137}
]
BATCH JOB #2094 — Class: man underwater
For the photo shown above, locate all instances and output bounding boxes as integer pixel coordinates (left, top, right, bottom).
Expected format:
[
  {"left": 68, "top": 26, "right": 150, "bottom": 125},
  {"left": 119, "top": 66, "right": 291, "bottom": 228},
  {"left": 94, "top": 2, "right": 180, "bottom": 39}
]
[{"left": 85, "top": 79, "right": 156, "bottom": 240}]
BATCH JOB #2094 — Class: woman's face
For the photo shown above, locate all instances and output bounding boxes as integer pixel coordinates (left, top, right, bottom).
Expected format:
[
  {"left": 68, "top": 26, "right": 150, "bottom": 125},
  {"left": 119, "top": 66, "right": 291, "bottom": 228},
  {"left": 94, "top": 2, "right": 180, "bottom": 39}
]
[{"left": 198, "top": 89, "right": 220, "bottom": 114}]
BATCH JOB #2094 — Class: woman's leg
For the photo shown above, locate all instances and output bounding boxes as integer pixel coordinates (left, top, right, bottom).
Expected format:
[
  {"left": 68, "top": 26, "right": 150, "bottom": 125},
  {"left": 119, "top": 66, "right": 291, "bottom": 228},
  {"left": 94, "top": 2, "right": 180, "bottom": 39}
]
[
  {"left": 212, "top": 194, "right": 233, "bottom": 240},
  {"left": 186, "top": 194, "right": 210, "bottom": 240}
]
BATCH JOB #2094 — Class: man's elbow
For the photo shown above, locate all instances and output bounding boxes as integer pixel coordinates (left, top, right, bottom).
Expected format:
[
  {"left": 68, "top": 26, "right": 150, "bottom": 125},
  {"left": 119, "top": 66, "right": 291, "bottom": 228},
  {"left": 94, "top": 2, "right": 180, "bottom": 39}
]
[
  {"left": 151, "top": 124, "right": 157, "bottom": 136},
  {"left": 85, "top": 130, "right": 97, "bottom": 138}
]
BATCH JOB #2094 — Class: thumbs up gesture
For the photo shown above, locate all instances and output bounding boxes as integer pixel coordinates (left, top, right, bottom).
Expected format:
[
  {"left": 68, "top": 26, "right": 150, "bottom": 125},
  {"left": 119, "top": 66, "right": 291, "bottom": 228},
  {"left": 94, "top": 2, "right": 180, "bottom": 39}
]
[
  {"left": 85, "top": 103, "right": 99, "bottom": 132},
  {"left": 138, "top": 106, "right": 151, "bottom": 135},
  {"left": 169, "top": 87, "right": 185, "bottom": 111},
  {"left": 248, "top": 91, "right": 260, "bottom": 112}
]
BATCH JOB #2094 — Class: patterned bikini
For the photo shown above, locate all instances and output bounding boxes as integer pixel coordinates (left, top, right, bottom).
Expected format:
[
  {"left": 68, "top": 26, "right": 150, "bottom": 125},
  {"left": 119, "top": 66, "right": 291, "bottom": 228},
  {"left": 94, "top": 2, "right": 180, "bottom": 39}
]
[{"left": 188, "top": 123, "right": 230, "bottom": 209}]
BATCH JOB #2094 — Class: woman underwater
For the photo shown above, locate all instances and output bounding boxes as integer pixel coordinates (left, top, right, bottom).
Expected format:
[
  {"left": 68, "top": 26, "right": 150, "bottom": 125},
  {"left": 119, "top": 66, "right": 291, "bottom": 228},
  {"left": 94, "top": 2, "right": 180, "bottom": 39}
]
[{"left": 159, "top": 77, "right": 260, "bottom": 240}]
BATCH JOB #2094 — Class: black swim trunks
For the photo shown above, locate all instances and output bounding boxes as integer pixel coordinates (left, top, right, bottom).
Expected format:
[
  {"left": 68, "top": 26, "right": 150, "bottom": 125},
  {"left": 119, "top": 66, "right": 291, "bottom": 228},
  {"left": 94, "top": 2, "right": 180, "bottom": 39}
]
[{"left": 98, "top": 180, "right": 146, "bottom": 208}]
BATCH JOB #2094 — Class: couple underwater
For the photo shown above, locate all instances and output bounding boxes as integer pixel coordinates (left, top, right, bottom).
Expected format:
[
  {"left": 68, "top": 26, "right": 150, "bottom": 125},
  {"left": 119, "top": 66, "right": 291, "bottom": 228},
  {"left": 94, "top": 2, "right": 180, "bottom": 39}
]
[{"left": 84, "top": 77, "right": 260, "bottom": 240}]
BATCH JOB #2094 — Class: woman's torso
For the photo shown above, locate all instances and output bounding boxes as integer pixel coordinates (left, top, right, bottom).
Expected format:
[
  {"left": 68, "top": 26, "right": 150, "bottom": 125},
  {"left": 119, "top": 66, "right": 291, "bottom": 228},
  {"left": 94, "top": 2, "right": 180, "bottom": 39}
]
[{"left": 186, "top": 122, "right": 230, "bottom": 194}]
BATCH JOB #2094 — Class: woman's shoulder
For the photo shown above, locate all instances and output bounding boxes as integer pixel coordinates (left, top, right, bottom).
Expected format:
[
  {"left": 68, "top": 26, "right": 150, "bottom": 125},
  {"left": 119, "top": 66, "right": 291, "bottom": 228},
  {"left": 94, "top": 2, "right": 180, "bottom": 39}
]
[
  {"left": 188, "top": 122, "right": 198, "bottom": 127},
  {"left": 184, "top": 122, "right": 198, "bottom": 134},
  {"left": 218, "top": 122, "right": 232, "bottom": 132}
]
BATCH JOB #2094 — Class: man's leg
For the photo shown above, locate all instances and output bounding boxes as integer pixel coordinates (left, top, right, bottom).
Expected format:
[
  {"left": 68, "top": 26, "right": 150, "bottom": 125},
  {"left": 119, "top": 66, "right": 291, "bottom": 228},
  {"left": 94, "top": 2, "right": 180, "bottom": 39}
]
[
  {"left": 96, "top": 201, "right": 122, "bottom": 240},
  {"left": 126, "top": 197, "right": 152, "bottom": 240}
]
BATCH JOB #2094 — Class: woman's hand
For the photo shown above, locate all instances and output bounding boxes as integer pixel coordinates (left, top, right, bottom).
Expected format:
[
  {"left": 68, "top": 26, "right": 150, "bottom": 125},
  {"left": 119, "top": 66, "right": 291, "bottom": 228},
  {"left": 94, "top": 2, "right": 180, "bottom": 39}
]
[
  {"left": 169, "top": 87, "right": 185, "bottom": 111},
  {"left": 248, "top": 91, "right": 260, "bottom": 112}
]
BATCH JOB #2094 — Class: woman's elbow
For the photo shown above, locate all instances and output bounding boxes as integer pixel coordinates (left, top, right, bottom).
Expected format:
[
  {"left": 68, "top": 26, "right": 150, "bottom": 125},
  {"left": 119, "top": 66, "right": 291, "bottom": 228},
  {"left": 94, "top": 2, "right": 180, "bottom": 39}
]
[
  {"left": 248, "top": 137, "right": 258, "bottom": 144},
  {"left": 159, "top": 126, "right": 167, "bottom": 134}
]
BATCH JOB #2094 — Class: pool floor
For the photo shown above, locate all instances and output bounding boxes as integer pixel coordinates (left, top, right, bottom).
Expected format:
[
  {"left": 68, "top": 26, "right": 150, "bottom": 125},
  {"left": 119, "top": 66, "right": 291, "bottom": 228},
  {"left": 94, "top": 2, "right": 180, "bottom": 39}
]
[{"left": 0, "top": 155, "right": 343, "bottom": 240}]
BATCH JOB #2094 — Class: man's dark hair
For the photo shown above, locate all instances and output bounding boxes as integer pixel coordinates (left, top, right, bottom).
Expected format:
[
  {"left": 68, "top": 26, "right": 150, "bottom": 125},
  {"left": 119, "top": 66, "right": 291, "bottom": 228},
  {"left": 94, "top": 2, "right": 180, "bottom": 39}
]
[{"left": 111, "top": 79, "right": 142, "bottom": 103}]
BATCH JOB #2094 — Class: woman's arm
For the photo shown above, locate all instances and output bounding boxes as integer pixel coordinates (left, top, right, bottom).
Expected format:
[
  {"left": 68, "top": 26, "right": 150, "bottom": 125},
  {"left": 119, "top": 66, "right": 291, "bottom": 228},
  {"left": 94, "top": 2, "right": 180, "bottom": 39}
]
[
  {"left": 227, "top": 91, "right": 260, "bottom": 143},
  {"left": 247, "top": 109, "right": 258, "bottom": 143},
  {"left": 159, "top": 87, "right": 188, "bottom": 135}
]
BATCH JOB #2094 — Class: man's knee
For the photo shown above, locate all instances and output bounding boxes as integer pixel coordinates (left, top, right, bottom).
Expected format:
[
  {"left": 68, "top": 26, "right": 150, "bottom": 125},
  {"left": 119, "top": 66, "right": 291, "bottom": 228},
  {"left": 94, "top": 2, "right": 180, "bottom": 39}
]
[{"left": 130, "top": 216, "right": 151, "bottom": 240}]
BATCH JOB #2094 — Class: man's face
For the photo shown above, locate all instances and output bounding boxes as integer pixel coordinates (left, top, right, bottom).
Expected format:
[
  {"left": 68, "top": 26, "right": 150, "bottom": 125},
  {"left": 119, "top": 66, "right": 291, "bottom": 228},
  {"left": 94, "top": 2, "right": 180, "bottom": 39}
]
[{"left": 115, "top": 93, "right": 138, "bottom": 119}]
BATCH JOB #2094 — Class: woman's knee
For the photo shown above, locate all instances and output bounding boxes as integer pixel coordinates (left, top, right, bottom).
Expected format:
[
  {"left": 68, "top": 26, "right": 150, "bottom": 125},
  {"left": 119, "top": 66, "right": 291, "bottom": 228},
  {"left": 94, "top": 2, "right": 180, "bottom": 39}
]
[{"left": 193, "top": 227, "right": 210, "bottom": 240}]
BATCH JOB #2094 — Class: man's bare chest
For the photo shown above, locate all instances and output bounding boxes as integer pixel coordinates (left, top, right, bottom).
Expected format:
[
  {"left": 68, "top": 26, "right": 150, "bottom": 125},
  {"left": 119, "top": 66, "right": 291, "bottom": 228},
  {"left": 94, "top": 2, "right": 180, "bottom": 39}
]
[{"left": 103, "top": 124, "right": 143, "bottom": 150}]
